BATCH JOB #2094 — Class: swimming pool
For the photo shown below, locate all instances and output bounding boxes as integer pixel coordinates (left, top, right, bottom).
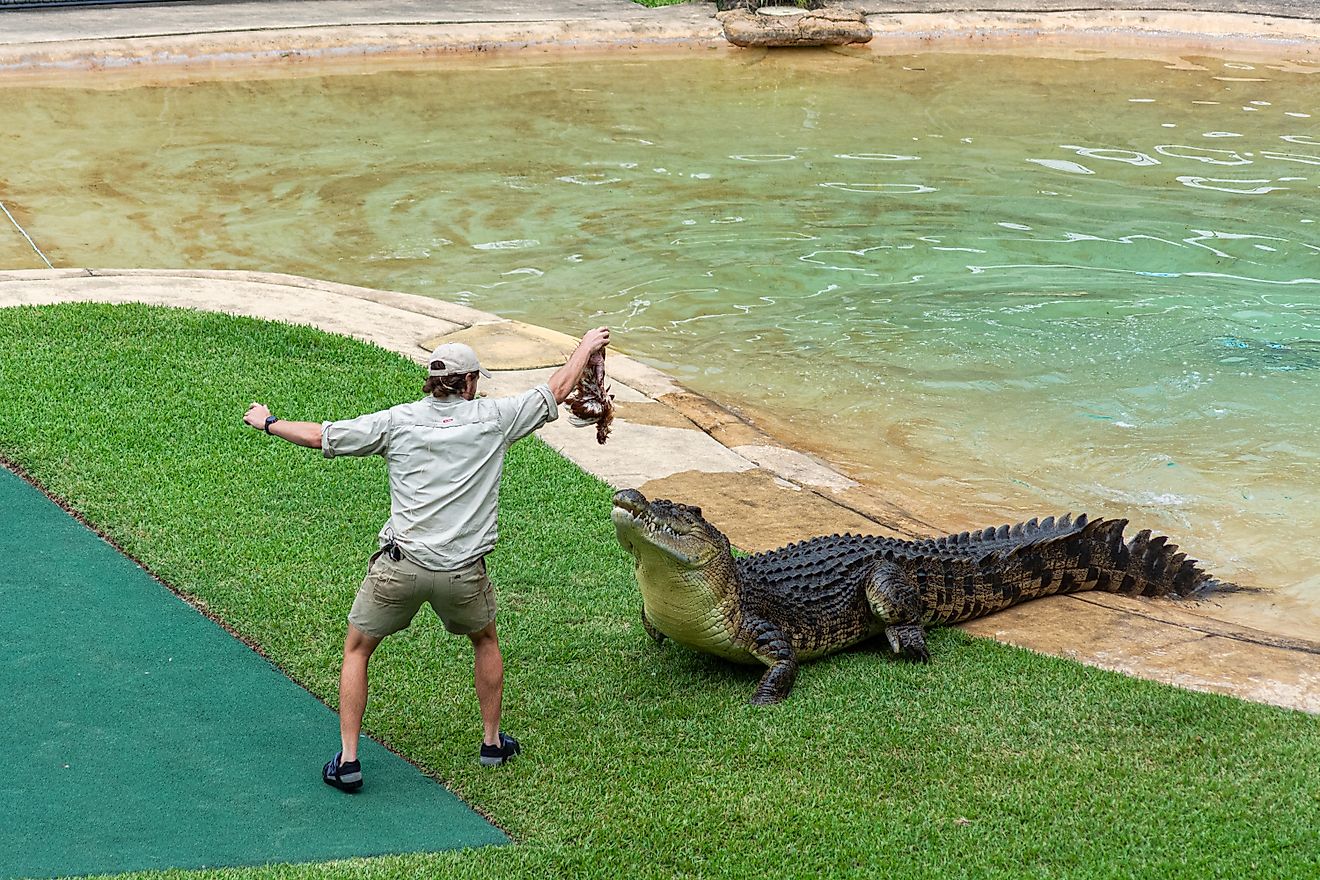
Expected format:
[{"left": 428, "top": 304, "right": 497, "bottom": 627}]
[{"left": 1, "top": 48, "right": 1316, "bottom": 639}]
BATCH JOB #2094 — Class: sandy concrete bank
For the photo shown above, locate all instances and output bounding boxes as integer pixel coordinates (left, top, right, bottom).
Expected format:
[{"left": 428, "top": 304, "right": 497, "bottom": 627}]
[
  {"left": 0, "top": 1, "right": 1318, "bottom": 85},
  {"left": 3, "top": 269, "right": 1315, "bottom": 713}
]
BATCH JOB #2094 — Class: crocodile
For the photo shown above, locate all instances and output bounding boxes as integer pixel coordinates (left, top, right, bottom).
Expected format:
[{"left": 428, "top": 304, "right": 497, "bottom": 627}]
[{"left": 611, "top": 488, "right": 1231, "bottom": 704}]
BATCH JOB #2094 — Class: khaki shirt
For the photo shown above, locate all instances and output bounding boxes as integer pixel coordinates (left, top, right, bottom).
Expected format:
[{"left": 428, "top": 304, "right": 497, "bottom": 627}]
[{"left": 321, "top": 384, "right": 558, "bottom": 571}]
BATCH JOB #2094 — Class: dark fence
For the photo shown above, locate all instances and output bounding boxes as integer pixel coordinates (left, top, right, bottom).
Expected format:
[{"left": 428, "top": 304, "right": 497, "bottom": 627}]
[{"left": 1, "top": 0, "right": 201, "bottom": 8}]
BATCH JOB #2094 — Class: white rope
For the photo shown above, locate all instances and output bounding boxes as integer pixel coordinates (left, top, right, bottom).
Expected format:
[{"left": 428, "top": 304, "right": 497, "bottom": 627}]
[{"left": 0, "top": 199, "right": 53, "bottom": 269}]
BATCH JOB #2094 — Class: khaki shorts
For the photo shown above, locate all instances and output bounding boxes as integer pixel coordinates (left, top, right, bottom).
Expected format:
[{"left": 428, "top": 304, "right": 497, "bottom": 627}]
[{"left": 348, "top": 552, "right": 496, "bottom": 638}]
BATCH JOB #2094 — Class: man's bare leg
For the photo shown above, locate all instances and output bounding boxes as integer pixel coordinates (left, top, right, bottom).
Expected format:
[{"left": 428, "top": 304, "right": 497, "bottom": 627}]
[
  {"left": 468, "top": 621, "right": 503, "bottom": 746},
  {"left": 339, "top": 624, "right": 382, "bottom": 762}
]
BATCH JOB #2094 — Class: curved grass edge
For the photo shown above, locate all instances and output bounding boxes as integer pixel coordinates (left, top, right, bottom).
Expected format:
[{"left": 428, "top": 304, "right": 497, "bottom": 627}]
[{"left": 3, "top": 302, "right": 1318, "bottom": 880}]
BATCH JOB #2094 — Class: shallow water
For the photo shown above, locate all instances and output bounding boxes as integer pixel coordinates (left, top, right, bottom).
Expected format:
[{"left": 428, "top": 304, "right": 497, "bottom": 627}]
[{"left": 1, "top": 50, "right": 1317, "bottom": 640}]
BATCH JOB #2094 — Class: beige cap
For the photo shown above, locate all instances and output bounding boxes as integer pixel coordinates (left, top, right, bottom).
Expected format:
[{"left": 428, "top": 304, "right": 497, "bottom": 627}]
[{"left": 427, "top": 342, "right": 491, "bottom": 378}]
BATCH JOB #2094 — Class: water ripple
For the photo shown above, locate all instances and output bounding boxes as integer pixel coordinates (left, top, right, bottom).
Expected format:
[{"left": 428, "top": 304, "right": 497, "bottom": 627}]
[
  {"left": 819, "top": 182, "right": 937, "bottom": 194},
  {"left": 1176, "top": 177, "right": 1289, "bottom": 194},
  {"left": 1155, "top": 144, "right": 1251, "bottom": 164},
  {"left": 1260, "top": 151, "right": 1320, "bottom": 166},
  {"left": 472, "top": 239, "right": 540, "bottom": 250},
  {"left": 834, "top": 153, "right": 921, "bottom": 161},
  {"left": 556, "top": 174, "right": 623, "bottom": 186},
  {"left": 1061, "top": 145, "right": 1159, "bottom": 165},
  {"left": 1026, "top": 158, "right": 1094, "bottom": 174}
]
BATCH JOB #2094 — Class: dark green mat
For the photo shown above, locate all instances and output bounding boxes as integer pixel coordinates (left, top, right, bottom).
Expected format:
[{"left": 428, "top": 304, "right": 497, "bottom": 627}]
[{"left": 0, "top": 468, "right": 506, "bottom": 879}]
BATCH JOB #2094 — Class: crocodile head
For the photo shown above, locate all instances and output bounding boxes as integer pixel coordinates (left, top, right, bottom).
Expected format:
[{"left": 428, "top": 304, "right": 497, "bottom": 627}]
[{"left": 611, "top": 488, "right": 738, "bottom": 604}]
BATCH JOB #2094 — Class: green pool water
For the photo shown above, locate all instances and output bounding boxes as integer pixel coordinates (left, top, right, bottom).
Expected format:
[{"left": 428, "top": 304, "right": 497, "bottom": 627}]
[{"left": 1, "top": 49, "right": 1317, "bottom": 640}]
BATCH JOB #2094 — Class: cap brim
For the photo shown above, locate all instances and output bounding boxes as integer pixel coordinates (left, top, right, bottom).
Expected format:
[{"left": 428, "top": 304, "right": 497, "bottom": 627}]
[{"left": 478, "top": 367, "right": 492, "bottom": 378}]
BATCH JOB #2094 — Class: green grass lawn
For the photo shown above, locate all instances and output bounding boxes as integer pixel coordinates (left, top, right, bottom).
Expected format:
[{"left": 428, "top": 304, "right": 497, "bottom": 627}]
[{"left": 3, "top": 303, "right": 1318, "bottom": 879}]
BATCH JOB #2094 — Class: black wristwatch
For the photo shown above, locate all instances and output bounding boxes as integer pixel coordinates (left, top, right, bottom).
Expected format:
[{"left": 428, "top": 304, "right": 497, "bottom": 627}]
[{"left": 264, "top": 415, "right": 280, "bottom": 434}]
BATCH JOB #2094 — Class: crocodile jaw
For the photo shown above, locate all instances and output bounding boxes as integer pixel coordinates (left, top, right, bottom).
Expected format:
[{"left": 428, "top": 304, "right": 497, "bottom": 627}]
[
  {"left": 611, "top": 499, "right": 705, "bottom": 567},
  {"left": 612, "top": 490, "right": 751, "bottom": 662}
]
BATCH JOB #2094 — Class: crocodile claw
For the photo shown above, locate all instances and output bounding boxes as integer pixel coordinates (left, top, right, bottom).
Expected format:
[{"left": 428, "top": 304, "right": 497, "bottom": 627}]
[
  {"left": 884, "top": 624, "right": 930, "bottom": 663},
  {"left": 641, "top": 609, "right": 667, "bottom": 646}
]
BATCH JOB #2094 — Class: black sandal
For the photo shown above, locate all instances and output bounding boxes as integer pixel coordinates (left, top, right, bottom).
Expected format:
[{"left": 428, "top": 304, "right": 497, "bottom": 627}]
[{"left": 322, "top": 751, "right": 363, "bottom": 792}]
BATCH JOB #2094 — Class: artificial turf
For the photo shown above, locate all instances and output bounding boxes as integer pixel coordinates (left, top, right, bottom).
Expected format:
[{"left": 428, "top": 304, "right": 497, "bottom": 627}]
[
  {"left": 0, "top": 468, "right": 505, "bottom": 880},
  {"left": 1, "top": 302, "right": 1317, "bottom": 879}
]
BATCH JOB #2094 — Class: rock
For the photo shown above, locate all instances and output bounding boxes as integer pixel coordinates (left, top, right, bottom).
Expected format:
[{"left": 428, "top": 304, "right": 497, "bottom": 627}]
[{"left": 719, "top": 6, "right": 872, "bottom": 48}]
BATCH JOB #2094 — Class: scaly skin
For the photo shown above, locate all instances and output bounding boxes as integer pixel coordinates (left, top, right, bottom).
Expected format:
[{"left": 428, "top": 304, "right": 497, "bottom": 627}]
[{"left": 611, "top": 489, "right": 1229, "bottom": 704}]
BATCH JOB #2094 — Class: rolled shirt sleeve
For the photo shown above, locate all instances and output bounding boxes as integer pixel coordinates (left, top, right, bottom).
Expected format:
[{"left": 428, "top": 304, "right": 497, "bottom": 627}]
[
  {"left": 496, "top": 383, "right": 559, "bottom": 444},
  {"left": 322, "top": 409, "right": 392, "bottom": 459}
]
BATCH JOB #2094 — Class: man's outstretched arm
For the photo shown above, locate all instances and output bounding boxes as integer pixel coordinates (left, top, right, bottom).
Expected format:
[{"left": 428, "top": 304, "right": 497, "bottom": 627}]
[
  {"left": 547, "top": 327, "right": 611, "bottom": 404},
  {"left": 244, "top": 402, "right": 323, "bottom": 449}
]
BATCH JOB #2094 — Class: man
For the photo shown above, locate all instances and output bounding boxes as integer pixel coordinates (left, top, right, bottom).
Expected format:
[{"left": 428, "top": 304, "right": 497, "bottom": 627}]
[{"left": 243, "top": 326, "right": 610, "bottom": 791}]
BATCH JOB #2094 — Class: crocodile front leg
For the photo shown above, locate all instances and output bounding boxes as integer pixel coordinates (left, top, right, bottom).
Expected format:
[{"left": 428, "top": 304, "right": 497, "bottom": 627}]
[
  {"left": 865, "top": 561, "right": 931, "bottom": 663},
  {"left": 746, "top": 618, "right": 798, "bottom": 705},
  {"left": 641, "top": 607, "right": 666, "bottom": 645}
]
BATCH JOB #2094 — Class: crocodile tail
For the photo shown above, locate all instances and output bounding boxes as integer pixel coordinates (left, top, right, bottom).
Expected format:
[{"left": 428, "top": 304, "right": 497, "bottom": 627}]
[
  {"left": 1089, "top": 521, "right": 1219, "bottom": 599},
  {"left": 987, "top": 516, "right": 1221, "bottom": 602}
]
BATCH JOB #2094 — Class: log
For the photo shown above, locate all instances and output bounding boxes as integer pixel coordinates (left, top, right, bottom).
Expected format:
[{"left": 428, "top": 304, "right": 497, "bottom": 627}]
[{"left": 719, "top": 6, "right": 872, "bottom": 48}]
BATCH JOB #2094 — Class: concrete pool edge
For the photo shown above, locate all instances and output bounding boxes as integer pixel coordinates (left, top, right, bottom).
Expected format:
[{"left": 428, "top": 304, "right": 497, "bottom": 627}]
[
  {"left": 1, "top": 5, "right": 1319, "bottom": 83},
  {"left": 2, "top": 268, "right": 1315, "bottom": 714}
]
